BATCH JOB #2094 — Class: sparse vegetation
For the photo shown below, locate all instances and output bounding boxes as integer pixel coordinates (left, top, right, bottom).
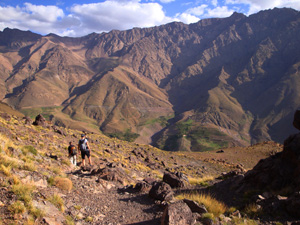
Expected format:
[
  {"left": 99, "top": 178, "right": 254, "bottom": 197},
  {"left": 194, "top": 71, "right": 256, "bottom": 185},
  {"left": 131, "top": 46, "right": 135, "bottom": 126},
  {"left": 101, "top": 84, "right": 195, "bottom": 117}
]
[
  {"left": 12, "top": 184, "right": 35, "bottom": 207},
  {"left": 0, "top": 164, "right": 11, "bottom": 177},
  {"left": 176, "top": 192, "right": 227, "bottom": 217},
  {"left": 188, "top": 175, "right": 214, "bottom": 186},
  {"left": 48, "top": 194, "right": 65, "bottom": 212},
  {"left": 85, "top": 216, "right": 93, "bottom": 222},
  {"left": 0, "top": 102, "right": 290, "bottom": 224},
  {"left": 65, "top": 215, "right": 75, "bottom": 225},
  {"left": 28, "top": 204, "right": 45, "bottom": 219},
  {"left": 8, "top": 200, "right": 26, "bottom": 215},
  {"left": 243, "top": 203, "right": 262, "bottom": 218},
  {"left": 23, "top": 161, "right": 37, "bottom": 171},
  {"left": 22, "top": 145, "right": 38, "bottom": 155},
  {"left": 54, "top": 177, "right": 73, "bottom": 191},
  {"left": 107, "top": 129, "right": 140, "bottom": 142}
]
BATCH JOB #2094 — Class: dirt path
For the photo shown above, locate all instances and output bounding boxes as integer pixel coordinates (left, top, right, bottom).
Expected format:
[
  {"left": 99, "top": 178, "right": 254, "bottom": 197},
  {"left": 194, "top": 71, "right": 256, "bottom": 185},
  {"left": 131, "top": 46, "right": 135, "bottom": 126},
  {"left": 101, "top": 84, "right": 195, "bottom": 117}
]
[{"left": 63, "top": 172, "right": 163, "bottom": 225}]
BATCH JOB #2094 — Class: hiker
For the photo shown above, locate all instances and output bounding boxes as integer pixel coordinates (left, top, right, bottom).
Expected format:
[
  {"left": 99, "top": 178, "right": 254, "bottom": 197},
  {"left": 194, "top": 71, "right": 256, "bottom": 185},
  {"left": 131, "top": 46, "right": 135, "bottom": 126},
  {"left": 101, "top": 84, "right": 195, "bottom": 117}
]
[
  {"left": 68, "top": 141, "right": 77, "bottom": 167},
  {"left": 78, "top": 134, "right": 92, "bottom": 167}
]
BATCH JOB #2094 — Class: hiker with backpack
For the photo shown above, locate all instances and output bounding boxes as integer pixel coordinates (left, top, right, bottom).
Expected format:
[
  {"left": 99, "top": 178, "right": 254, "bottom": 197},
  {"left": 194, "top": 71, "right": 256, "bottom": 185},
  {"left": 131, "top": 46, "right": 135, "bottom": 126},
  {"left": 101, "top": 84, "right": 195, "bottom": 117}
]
[
  {"left": 68, "top": 141, "right": 77, "bottom": 167},
  {"left": 78, "top": 134, "right": 92, "bottom": 167}
]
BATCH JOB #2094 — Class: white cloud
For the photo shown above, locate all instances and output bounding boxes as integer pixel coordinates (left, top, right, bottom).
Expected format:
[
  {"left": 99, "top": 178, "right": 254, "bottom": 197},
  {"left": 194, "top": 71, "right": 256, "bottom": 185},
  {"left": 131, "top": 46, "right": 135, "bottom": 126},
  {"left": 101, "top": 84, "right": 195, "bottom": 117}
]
[
  {"left": 175, "top": 13, "right": 200, "bottom": 24},
  {"left": 225, "top": 0, "right": 300, "bottom": 14},
  {"left": 69, "top": 1, "right": 173, "bottom": 36},
  {"left": 0, "top": 1, "right": 175, "bottom": 37},
  {"left": 159, "top": 0, "right": 176, "bottom": 3},
  {"left": 24, "top": 3, "right": 64, "bottom": 22},
  {"left": 204, "top": 6, "right": 235, "bottom": 18},
  {"left": 186, "top": 5, "right": 208, "bottom": 16},
  {"left": 212, "top": 0, "right": 219, "bottom": 7},
  {"left": 0, "top": 0, "right": 300, "bottom": 37},
  {"left": 0, "top": 4, "right": 66, "bottom": 34}
]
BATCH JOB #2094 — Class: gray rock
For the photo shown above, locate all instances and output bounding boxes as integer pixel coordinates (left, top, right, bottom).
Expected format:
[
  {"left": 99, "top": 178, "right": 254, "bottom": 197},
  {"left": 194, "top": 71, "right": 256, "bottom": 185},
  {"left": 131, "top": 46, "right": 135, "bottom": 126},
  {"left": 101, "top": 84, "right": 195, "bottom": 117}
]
[
  {"left": 161, "top": 200, "right": 195, "bottom": 225},
  {"left": 149, "top": 182, "right": 174, "bottom": 201},
  {"left": 183, "top": 199, "right": 208, "bottom": 214}
]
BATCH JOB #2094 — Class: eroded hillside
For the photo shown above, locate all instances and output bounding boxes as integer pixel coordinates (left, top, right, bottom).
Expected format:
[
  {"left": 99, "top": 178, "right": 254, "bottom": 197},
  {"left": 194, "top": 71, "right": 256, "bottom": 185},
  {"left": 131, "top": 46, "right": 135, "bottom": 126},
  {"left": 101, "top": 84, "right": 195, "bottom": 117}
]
[
  {"left": 0, "top": 106, "right": 287, "bottom": 224},
  {"left": 1, "top": 8, "right": 300, "bottom": 151}
]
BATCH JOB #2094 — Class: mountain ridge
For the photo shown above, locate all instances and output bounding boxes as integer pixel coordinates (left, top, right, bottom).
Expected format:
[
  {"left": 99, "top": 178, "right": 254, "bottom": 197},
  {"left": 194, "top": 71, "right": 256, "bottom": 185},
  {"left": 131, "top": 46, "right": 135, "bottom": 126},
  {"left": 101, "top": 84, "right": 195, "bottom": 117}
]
[{"left": 1, "top": 7, "right": 300, "bottom": 151}]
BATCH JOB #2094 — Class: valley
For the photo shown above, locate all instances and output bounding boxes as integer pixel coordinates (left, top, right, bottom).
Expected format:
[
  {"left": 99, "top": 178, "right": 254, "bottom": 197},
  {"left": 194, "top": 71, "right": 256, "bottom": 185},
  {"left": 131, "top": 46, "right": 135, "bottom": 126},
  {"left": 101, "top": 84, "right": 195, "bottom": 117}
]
[{"left": 1, "top": 8, "right": 300, "bottom": 151}]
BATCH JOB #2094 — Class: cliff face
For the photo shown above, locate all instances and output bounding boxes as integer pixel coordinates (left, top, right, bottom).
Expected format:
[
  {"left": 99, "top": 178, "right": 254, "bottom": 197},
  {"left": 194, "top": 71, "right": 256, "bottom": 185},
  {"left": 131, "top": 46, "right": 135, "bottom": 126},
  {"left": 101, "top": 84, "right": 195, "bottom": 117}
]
[{"left": 1, "top": 8, "right": 300, "bottom": 150}]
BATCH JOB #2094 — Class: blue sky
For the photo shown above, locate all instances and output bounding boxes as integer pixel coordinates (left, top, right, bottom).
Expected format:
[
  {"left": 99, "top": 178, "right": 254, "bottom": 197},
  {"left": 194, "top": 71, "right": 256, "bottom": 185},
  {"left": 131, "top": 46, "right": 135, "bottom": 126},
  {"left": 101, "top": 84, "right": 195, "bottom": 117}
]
[{"left": 0, "top": 0, "right": 299, "bottom": 37}]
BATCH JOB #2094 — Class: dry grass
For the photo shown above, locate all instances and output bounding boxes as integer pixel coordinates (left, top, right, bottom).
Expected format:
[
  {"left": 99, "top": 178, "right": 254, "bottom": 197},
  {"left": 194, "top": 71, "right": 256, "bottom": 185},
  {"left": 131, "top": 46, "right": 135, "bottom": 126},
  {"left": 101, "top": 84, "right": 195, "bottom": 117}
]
[
  {"left": 12, "top": 183, "right": 35, "bottom": 205},
  {"left": 85, "top": 216, "right": 93, "bottom": 222},
  {"left": 176, "top": 192, "right": 227, "bottom": 217},
  {"left": 28, "top": 204, "right": 45, "bottom": 219},
  {"left": 0, "top": 133, "right": 17, "bottom": 155},
  {"left": 48, "top": 194, "right": 65, "bottom": 212},
  {"left": 65, "top": 215, "right": 75, "bottom": 225},
  {"left": 0, "top": 164, "right": 11, "bottom": 176},
  {"left": 243, "top": 203, "right": 262, "bottom": 217},
  {"left": 8, "top": 200, "right": 26, "bottom": 215},
  {"left": 152, "top": 170, "right": 163, "bottom": 180},
  {"left": 0, "top": 152, "right": 22, "bottom": 169},
  {"left": 22, "top": 145, "right": 38, "bottom": 156},
  {"left": 23, "top": 161, "right": 37, "bottom": 171},
  {"left": 231, "top": 217, "right": 259, "bottom": 225},
  {"left": 54, "top": 177, "right": 73, "bottom": 191},
  {"left": 188, "top": 175, "right": 214, "bottom": 186}
]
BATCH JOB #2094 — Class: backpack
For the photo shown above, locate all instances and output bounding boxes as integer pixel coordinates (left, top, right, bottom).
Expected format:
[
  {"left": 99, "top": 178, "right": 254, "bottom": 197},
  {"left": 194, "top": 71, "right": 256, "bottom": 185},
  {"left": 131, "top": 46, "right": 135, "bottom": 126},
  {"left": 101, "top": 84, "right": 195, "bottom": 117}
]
[
  {"left": 70, "top": 146, "right": 77, "bottom": 156},
  {"left": 79, "top": 138, "right": 87, "bottom": 151}
]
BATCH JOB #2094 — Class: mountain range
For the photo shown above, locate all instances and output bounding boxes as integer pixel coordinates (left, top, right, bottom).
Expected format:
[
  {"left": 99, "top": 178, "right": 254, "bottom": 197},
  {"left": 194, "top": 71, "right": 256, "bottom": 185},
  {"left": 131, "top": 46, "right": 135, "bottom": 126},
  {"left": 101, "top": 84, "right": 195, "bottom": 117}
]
[{"left": 1, "top": 7, "right": 300, "bottom": 151}]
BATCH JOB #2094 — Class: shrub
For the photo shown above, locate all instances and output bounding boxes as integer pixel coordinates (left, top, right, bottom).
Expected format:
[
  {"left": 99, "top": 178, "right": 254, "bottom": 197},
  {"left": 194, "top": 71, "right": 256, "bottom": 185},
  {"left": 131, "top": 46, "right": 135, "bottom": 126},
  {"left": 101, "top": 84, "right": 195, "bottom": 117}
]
[
  {"left": 65, "top": 215, "right": 75, "bottom": 225},
  {"left": 201, "top": 212, "right": 214, "bottom": 221},
  {"left": 8, "top": 201, "right": 26, "bottom": 215},
  {"left": 47, "top": 176, "right": 55, "bottom": 186},
  {"left": 85, "top": 216, "right": 93, "bottom": 222},
  {"left": 50, "top": 166, "right": 62, "bottom": 175},
  {"left": 12, "top": 183, "right": 35, "bottom": 205},
  {"left": 0, "top": 154, "right": 20, "bottom": 169},
  {"left": 74, "top": 205, "right": 82, "bottom": 210},
  {"left": 23, "top": 161, "right": 37, "bottom": 171},
  {"left": 54, "top": 177, "right": 73, "bottom": 191},
  {"left": 176, "top": 192, "right": 227, "bottom": 217},
  {"left": 152, "top": 170, "right": 163, "bottom": 180},
  {"left": 0, "top": 164, "right": 11, "bottom": 176},
  {"left": 11, "top": 175, "right": 20, "bottom": 184},
  {"left": 188, "top": 175, "right": 214, "bottom": 186},
  {"left": 28, "top": 204, "right": 45, "bottom": 219},
  {"left": 62, "top": 159, "right": 71, "bottom": 166},
  {"left": 22, "top": 145, "right": 38, "bottom": 155},
  {"left": 243, "top": 203, "right": 262, "bottom": 217},
  {"left": 107, "top": 129, "right": 140, "bottom": 142},
  {"left": 48, "top": 194, "right": 65, "bottom": 212}
]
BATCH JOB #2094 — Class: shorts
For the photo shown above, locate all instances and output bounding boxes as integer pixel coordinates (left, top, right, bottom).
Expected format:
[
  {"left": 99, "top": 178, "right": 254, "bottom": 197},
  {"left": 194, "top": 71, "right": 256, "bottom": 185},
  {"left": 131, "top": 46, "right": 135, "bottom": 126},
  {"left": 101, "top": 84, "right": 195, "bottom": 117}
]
[{"left": 81, "top": 150, "right": 90, "bottom": 159}]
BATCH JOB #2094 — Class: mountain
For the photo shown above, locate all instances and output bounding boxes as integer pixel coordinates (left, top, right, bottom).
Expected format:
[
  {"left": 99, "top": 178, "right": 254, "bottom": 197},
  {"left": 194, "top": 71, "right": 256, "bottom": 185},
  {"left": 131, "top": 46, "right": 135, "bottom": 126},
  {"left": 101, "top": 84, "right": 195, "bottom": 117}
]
[
  {"left": 1, "top": 8, "right": 300, "bottom": 151},
  {"left": 0, "top": 101, "right": 293, "bottom": 224}
]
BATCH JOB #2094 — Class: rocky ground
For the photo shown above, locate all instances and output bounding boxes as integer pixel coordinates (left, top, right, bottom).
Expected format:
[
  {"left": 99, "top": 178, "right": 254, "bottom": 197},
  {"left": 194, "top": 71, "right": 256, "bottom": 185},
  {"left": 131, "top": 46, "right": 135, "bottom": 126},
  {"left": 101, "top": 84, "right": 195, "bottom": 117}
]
[{"left": 2, "top": 109, "right": 298, "bottom": 225}]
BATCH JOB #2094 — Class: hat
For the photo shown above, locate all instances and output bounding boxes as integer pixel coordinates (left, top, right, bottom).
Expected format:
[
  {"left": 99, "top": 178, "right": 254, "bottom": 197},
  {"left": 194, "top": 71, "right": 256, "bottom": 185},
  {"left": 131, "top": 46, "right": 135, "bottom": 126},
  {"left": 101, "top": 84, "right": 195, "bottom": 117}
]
[{"left": 81, "top": 134, "right": 85, "bottom": 137}]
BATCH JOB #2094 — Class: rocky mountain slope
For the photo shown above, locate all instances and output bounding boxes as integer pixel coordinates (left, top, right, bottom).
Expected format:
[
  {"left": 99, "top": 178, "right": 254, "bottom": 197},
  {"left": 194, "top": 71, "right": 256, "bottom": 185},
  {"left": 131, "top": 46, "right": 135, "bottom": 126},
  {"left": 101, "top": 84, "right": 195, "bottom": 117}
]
[
  {"left": 3, "top": 103, "right": 300, "bottom": 224},
  {"left": 1, "top": 8, "right": 300, "bottom": 151}
]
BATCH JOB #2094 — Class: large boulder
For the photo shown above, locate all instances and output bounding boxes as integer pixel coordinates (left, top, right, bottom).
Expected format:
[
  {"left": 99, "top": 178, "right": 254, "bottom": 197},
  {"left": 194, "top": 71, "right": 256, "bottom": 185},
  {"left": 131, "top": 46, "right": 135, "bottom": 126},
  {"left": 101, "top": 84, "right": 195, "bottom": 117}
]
[
  {"left": 149, "top": 182, "right": 174, "bottom": 201},
  {"left": 163, "top": 172, "right": 188, "bottom": 188},
  {"left": 134, "top": 181, "right": 152, "bottom": 193},
  {"left": 286, "top": 193, "right": 300, "bottom": 218},
  {"left": 293, "top": 109, "right": 300, "bottom": 131},
  {"left": 33, "top": 114, "right": 47, "bottom": 126},
  {"left": 183, "top": 199, "right": 208, "bottom": 214},
  {"left": 161, "top": 200, "right": 195, "bottom": 225}
]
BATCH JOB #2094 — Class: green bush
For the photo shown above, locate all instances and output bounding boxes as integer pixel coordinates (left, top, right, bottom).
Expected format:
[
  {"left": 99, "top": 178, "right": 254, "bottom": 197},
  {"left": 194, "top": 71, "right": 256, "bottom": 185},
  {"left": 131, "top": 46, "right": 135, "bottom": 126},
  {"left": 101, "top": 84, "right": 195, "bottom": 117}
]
[{"left": 107, "top": 129, "right": 139, "bottom": 142}]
